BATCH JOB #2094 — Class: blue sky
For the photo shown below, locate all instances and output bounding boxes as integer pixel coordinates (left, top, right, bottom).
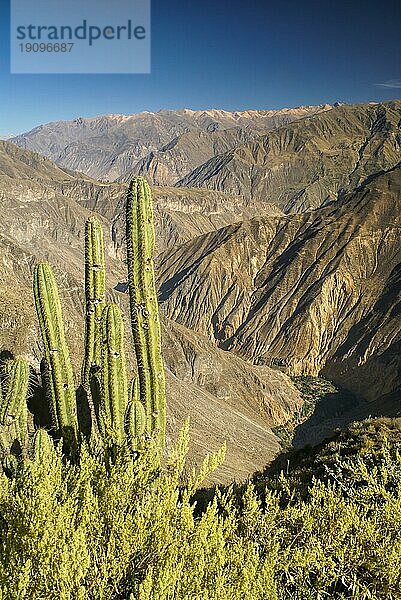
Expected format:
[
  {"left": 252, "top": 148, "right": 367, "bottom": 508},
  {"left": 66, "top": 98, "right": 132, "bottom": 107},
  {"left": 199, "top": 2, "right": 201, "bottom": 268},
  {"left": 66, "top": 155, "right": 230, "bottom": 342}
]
[{"left": 0, "top": 0, "right": 400, "bottom": 137}]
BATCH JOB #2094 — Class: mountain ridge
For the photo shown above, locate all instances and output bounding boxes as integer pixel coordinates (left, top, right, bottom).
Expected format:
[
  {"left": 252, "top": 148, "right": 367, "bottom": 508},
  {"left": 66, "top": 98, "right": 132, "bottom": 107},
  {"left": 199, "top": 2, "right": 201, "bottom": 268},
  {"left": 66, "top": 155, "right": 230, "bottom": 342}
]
[
  {"left": 10, "top": 104, "right": 333, "bottom": 180},
  {"left": 176, "top": 100, "right": 401, "bottom": 212}
]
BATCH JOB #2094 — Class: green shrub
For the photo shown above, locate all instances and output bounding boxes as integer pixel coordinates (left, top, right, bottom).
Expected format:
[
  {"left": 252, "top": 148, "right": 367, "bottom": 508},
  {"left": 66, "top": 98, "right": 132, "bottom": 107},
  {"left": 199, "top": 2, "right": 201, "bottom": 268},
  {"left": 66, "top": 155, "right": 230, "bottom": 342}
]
[{"left": 0, "top": 419, "right": 400, "bottom": 599}]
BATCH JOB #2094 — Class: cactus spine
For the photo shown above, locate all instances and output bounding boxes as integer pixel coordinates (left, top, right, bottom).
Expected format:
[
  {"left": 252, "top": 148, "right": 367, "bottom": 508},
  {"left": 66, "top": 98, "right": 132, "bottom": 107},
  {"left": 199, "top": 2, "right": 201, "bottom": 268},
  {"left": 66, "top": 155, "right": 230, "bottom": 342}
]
[
  {"left": 33, "top": 263, "right": 78, "bottom": 443},
  {"left": 82, "top": 216, "right": 106, "bottom": 388},
  {"left": 98, "top": 304, "right": 128, "bottom": 443},
  {"left": 126, "top": 177, "right": 166, "bottom": 448}
]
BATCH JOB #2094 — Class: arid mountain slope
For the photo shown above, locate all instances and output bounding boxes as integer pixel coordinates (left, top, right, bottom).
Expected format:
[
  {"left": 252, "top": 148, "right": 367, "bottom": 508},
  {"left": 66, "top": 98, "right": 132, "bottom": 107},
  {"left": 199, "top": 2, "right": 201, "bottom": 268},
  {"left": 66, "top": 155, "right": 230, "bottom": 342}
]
[
  {"left": 108, "top": 185, "right": 281, "bottom": 259},
  {"left": 0, "top": 139, "right": 277, "bottom": 256},
  {"left": 119, "top": 127, "right": 257, "bottom": 186},
  {"left": 178, "top": 101, "right": 401, "bottom": 212},
  {"left": 159, "top": 165, "right": 401, "bottom": 403},
  {"left": 10, "top": 105, "right": 332, "bottom": 181},
  {"left": 163, "top": 320, "right": 302, "bottom": 481},
  {"left": 0, "top": 139, "right": 302, "bottom": 481}
]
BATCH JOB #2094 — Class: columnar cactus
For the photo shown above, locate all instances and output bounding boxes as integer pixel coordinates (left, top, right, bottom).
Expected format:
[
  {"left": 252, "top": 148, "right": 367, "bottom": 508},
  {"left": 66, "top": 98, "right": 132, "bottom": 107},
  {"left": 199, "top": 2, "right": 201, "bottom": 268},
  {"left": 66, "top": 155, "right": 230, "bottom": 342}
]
[
  {"left": 32, "top": 429, "right": 55, "bottom": 462},
  {"left": 0, "top": 358, "right": 29, "bottom": 454},
  {"left": 98, "top": 303, "right": 129, "bottom": 443},
  {"left": 82, "top": 216, "right": 106, "bottom": 389},
  {"left": 126, "top": 177, "right": 166, "bottom": 448},
  {"left": 33, "top": 263, "right": 78, "bottom": 444},
  {"left": 0, "top": 358, "right": 29, "bottom": 426},
  {"left": 125, "top": 399, "right": 146, "bottom": 447}
]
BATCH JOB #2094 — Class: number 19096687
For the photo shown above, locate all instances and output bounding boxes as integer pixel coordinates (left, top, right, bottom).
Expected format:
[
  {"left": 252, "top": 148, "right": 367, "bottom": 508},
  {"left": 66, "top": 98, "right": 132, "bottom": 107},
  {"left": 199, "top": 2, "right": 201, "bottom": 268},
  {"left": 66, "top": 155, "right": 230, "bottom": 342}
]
[{"left": 19, "top": 43, "right": 74, "bottom": 52}]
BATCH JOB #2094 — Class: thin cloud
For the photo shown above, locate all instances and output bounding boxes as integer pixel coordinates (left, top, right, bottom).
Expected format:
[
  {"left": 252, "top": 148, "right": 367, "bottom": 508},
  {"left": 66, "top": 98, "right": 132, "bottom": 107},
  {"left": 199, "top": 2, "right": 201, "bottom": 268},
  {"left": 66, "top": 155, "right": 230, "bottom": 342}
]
[{"left": 375, "top": 79, "right": 401, "bottom": 88}]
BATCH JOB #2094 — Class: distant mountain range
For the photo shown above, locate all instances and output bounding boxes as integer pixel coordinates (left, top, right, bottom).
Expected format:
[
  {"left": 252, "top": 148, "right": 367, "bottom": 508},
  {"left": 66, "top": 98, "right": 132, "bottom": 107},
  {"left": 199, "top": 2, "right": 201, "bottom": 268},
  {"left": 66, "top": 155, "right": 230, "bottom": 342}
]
[
  {"left": 11, "top": 102, "right": 401, "bottom": 215},
  {"left": 10, "top": 105, "right": 332, "bottom": 181},
  {"left": 2, "top": 99, "right": 401, "bottom": 480},
  {"left": 176, "top": 101, "right": 401, "bottom": 212}
]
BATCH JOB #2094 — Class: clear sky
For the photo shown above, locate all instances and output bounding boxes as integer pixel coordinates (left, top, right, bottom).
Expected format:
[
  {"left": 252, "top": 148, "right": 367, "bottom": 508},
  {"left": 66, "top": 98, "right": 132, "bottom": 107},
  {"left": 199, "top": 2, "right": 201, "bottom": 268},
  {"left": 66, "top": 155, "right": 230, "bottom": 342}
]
[{"left": 0, "top": 0, "right": 400, "bottom": 137}]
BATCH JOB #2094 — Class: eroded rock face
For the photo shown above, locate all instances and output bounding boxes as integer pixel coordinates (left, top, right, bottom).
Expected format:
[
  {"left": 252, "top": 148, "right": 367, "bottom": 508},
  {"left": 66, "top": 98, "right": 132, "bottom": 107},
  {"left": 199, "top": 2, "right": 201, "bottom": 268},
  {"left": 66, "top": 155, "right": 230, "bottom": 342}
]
[
  {"left": 162, "top": 320, "right": 302, "bottom": 482},
  {"left": 122, "top": 128, "right": 263, "bottom": 187},
  {"left": 177, "top": 101, "right": 401, "bottom": 213},
  {"left": 159, "top": 166, "right": 401, "bottom": 403}
]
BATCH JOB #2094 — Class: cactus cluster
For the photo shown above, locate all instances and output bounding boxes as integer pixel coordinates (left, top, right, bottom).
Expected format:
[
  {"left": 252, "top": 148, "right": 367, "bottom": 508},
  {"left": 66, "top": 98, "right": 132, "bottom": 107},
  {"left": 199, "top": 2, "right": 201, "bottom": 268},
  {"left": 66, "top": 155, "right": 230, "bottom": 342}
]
[{"left": 0, "top": 177, "right": 166, "bottom": 467}]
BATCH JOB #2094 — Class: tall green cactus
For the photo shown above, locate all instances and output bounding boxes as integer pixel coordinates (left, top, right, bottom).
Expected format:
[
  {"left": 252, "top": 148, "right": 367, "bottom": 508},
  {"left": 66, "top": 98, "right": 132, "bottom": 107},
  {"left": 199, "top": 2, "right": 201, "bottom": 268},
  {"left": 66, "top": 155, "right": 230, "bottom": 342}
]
[
  {"left": 98, "top": 303, "right": 129, "bottom": 444},
  {"left": 82, "top": 216, "right": 106, "bottom": 389},
  {"left": 125, "top": 399, "right": 146, "bottom": 448},
  {"left": 126, "top": 177, "right": 166, "bottom": 448},
  {"left": 33, "top": 263, "right": 78, "bottom": 444}
]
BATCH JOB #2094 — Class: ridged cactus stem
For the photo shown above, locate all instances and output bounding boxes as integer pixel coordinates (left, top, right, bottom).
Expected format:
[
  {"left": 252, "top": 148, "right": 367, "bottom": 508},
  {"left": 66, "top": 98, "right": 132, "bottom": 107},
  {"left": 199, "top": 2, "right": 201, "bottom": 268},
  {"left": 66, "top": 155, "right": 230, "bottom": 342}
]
[
  {"left": 130, "top": 375, "right": 140, "bottom": 403},
  {"left": 99, "top": 304, "right": 128, "bottom": 444},
  {"left": 82, "top": 216, "right": 106, "bottom": 389},
  {"left": 0, "top": 358, "right": 29, "bottom": 426},
  {"left": 33, "top": 263, "right": 78, "bottom": 444},
  {"left": 126, "top": 177, "right": 166, "bottom": 448},
  {"left": 125, "top": 399, "right": 146, "bottom": 448},
  {"left": 32, "top": 429, "right": 55, "bottom": 462},
  {"left": 15, "top": 404, "right": 28, "bottom": 451}
]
